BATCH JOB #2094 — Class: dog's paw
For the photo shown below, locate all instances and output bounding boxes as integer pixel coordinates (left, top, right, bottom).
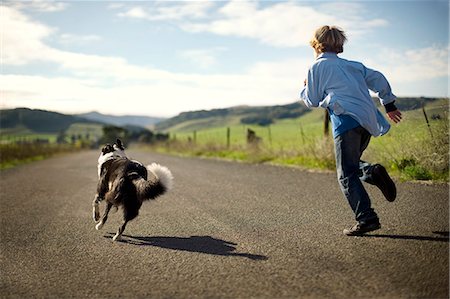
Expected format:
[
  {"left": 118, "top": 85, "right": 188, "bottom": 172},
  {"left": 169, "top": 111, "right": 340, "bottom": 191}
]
[
  {"left": 112, "top": 233, "right": 121, "bottom": 241},
  {"left": 95, "top": 222, "right": 104, "bottom": 230}
]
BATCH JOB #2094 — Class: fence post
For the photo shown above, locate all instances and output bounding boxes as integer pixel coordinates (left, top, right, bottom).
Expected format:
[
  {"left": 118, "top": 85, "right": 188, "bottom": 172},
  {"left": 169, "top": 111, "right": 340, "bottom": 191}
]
[
  {"left": 268, "top": 125, "right": 272, "bottom": 148},
  {"left": 299, "top": 122, "right": 306, "bottom": 144},
  {"left": 193, "top": 130, "right": 197, "bottom": 145},
  {"left": 422, "top": 102, "right": 434, "bottom": 139},
  {"left": 226, "top": 127, "right": 230, "bottom": 148}
]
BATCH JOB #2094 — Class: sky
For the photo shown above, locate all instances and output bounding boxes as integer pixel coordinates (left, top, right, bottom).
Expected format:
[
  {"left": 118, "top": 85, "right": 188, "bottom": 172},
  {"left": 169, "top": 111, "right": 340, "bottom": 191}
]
[{"left": 1, "top": 0, "right": 449, "bottom": 118}]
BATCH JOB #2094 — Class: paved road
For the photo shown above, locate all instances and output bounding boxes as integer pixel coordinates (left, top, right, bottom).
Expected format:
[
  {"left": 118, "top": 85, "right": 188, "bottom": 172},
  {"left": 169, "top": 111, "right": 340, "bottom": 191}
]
[{"left": 1, "top": 150, "right": 448, "bottom": 298}]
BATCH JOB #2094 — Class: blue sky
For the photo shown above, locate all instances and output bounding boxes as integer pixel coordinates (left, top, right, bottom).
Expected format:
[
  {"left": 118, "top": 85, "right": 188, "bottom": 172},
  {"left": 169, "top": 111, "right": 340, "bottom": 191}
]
[{"left": 2, "top": 0, "right": 449, "bottom": 117}]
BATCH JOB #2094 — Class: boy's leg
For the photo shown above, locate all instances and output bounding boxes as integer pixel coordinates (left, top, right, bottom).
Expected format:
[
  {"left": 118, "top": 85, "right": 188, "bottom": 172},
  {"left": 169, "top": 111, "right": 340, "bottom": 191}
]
[
  {"left": 355, "top": 127, "right": 396, "bottom": 202},
  {"left": 360, "top": 162, "right": 397, "bottom": 202},
  {"left": 334, "top": 127, "right": 379, "bottom": 225}
]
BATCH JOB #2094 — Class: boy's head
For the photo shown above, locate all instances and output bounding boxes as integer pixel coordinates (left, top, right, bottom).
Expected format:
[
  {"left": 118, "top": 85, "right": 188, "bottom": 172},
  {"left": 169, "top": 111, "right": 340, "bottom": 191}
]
[{"left": 310, "top": 25, "right": 346, "bottom": 54}]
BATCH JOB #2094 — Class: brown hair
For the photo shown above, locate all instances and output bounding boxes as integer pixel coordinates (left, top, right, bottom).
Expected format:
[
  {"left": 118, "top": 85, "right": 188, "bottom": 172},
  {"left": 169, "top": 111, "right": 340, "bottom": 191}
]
[{"left": 310, "top": 25, "right": 347, "bottom": 54}]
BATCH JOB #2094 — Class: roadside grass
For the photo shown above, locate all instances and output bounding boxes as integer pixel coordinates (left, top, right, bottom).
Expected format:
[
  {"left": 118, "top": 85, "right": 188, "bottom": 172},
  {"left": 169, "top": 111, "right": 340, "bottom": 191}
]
[
  {"left": 152, "top": 101, "right": 449, "bottom": 182},
  {"left": 0, "top": 123, "right": 101, "bottom": 170},
  {"left": 0, "top": 142, "right": 79, "bottom": 170},
  {"left": 365, "top": 103, "right": 449, "bottom": 181}
]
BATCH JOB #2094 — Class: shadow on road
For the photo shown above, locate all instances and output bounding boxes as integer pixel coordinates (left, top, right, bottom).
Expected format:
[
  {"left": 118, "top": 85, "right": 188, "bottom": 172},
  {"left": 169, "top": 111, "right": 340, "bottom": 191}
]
[
  {"left": 105, "top": 234, "right": 268, "bottom": 260},
  {"left": 359, "top": 231, "right": 449, "bottom": 242}
]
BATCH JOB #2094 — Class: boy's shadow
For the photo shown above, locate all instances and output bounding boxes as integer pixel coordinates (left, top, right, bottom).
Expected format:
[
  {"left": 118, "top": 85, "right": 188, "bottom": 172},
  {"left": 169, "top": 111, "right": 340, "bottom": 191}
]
[{"left": 105, "top": 234, "right": 268, "bottom": 261}]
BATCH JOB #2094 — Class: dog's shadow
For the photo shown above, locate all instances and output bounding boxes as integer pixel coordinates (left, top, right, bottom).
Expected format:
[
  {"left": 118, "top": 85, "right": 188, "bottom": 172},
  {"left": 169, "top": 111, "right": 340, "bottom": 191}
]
[{"left": 105, "top": 234, "right": 268, "bottom": 261}]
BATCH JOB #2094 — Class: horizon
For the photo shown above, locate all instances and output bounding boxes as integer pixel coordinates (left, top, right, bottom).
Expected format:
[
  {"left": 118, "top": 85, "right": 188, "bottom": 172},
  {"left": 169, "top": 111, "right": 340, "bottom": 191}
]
[
  {"left": 2, "top": 95, "right": 447, "bottom": 120},
  {"left": 2, "top": 0, "right": 449, "bottom": 118}
]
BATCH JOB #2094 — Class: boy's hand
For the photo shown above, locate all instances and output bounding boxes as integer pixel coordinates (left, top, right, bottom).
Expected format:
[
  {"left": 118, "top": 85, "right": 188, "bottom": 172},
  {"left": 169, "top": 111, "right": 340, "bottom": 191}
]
[
  {"left": 303, "top": 79, "right": 307, "bottom": 86},
  {"left": 387, "top": 110, "right": 402, "bottom": 123}
]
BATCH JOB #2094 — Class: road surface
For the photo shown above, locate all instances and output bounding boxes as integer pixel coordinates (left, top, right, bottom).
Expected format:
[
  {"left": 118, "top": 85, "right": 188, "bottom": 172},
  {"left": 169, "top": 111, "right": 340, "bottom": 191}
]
[{"left": 1, "top": 150, "right": 448, "bottom": 298}]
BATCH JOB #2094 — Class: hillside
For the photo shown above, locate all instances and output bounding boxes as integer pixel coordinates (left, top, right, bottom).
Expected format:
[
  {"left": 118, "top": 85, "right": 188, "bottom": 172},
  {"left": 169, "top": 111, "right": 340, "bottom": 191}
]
[
  {"left": 1, "top": 97, "right": 445, "bottom": 136},
  {"left": 155, "top": 102, "right": 309, "bottom": 132},
  {"left": 155, "top": 97, "right": 447, "bottom": 133},
  {"left": 0, "top": 108, "right": 98, "bottom": 133},
  {"left": 78, "top": 111, "right": 165, "bottom": 128}
]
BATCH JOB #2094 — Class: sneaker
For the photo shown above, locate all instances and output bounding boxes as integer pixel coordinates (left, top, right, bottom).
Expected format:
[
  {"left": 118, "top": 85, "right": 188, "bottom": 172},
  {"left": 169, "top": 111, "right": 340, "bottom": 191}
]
[
  {"left": 372, "top": 164, "right": 396, "bottom": 202},
  {"left": 343, "top": 221, "right": 381, "bottom": 236}
]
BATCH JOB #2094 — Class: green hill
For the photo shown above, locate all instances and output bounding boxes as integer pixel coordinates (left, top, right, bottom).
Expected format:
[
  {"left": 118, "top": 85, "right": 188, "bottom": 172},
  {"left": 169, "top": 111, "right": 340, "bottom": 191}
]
[
  {"left": 0, "top": 108, "right": 98, "bottom": 133},
  {"left": 155, "top": 97, "right": 446, "bottom": 133},
  {"left": 77, "top": 111, "right": 165, "bottom": 128},
  {"left": 155, "top": 102, "right": 309, "bottom": 132}
]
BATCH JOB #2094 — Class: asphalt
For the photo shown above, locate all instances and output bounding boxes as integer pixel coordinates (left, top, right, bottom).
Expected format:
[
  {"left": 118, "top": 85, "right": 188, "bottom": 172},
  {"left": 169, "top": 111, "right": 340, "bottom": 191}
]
[{"left": 1, "top": 150, "right": 448, "bottom": 298}]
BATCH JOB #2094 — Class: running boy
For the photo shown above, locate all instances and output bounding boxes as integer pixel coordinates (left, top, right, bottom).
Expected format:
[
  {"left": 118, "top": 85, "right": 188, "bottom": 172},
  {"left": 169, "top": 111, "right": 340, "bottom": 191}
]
[{"left": 300, "top": 25, "right": 402, "bottom": 236}]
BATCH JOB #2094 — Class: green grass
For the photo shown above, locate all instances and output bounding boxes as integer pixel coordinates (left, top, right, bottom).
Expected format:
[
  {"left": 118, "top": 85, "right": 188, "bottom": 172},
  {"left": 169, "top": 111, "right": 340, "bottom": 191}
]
[
  {"left": 0, "top": 125, "right": 58, "bottom": 143},
  {"left": 0, "top": 122, "right": 103, "bottom": 169},
  {"left": 365, "top": 101, "right": 449, "bottom": 181},
  {"left": 0, "top": 143, "right": 79, "bottom": 170},
  {"left": 65, "top": 123, "right": 104, "bottom": 141},
  {"left": 152, "top": 100, "right": 449, "bottom": 182}
]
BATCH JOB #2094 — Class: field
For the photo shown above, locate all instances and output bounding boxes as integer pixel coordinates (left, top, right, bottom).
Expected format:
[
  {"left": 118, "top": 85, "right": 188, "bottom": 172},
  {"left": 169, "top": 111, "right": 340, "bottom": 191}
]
[
  {"left": 0, "top": 123, "right": 104, "bottom": 169},
  {"left": 1, "top": 101, "right": 448, "bottom": 181},
  {"left": 152, "top": 100, "right": 449, "bottom": 181}
]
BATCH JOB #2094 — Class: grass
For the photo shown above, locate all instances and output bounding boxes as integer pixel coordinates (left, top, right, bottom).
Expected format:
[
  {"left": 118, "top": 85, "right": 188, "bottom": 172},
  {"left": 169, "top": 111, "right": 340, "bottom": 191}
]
[
  {"left": 365, "top": 102, "right": 449, "bottom": 181},
  {"left": 0, "top": 122, "right": 103, "bottom": 170},
  {"left": 0, "top": 142, "right": 79, "bottom": 170},
  {"left": 151, "top": 100, "right": 449, "bottom": 182}
]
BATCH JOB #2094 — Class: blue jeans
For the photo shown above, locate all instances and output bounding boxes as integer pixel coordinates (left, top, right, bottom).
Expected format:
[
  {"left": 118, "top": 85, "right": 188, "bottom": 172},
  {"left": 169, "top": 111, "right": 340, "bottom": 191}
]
[{"left": 334, "top": 126, "right": 379, "bottom": 224}]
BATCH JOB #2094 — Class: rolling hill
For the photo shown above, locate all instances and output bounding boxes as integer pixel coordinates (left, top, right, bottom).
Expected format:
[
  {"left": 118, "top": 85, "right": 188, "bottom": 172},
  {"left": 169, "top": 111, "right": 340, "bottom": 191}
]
[
  {"left": 1, "top": 97, "right": 445, "bottom": 136},
  {"left": 78, "top": 111, "right": 165, "bottom": 128},
  {"left": 154, "top": 97, "right": 447, "bottom": 132},
  {"left": 0, "top": 108, "right": 98, "bottom": 133},
  {"left": 154, "top": 102, "right": 309, "bottom": 132}
]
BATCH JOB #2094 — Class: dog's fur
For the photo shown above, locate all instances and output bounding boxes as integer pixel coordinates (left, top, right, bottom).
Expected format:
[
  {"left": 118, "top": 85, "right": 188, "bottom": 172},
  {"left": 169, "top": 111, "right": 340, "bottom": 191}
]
[{"left": 93, "top": 139, "right": 173, "bottom": 241}]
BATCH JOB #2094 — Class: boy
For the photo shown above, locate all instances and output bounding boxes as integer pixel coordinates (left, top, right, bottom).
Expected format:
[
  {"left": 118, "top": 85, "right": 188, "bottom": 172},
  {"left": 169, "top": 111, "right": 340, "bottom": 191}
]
[{"left": 300, "top": 25, "right": 402, "bottom": 236}]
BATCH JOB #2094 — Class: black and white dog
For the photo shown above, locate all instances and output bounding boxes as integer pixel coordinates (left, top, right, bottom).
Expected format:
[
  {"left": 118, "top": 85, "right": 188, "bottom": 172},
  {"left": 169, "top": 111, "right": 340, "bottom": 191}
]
[{"left": 93, "top": 139, "right": 173, "bottom": 241}]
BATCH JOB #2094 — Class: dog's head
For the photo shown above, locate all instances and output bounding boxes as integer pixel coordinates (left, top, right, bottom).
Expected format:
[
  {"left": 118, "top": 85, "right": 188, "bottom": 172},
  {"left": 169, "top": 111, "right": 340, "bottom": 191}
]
[
  {"left": 97, "top": 139, "right": 128, "bottom": 177},
  {"left": 100, "top": 139, "right": 126, "bottom": 156}
]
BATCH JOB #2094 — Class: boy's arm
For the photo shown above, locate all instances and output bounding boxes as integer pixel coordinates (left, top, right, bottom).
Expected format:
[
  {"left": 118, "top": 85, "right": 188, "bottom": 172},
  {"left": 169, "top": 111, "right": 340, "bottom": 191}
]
[
  {"left": 363, "top": 66, "right": 396, "bottom": 105},
  {"left": 300, "top": 67, "right": 323, "bottom": 108},
  {"left": 364, "top": 66, "right": 402, "bottom": 123}
]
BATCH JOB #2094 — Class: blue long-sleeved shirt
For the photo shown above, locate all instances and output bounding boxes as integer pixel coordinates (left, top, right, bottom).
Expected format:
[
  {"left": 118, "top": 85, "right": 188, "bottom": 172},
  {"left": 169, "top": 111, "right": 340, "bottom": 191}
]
[{"left": 300, "top": 52, "right": 396, "bottom": 137}]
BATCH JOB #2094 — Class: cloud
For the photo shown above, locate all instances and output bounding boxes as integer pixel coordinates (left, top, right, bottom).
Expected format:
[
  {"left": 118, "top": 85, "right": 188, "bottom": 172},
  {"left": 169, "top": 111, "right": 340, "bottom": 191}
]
[
  {"left": 116, "top": 2, "right": 215, "bottom": 21},
  {"left": 5, "top": 0, "right": 68, "bottom": 12},
  {"left": 58, "top": 33, "right": 102, "bottom": 45},
  {"left": 178, "top": 48, "right": 227, "bottom": 69},
  {"left": 180, "top": 1, "right": 388, "bottom": 48},
  {"left": 360, "top": 45, "right": 449, "bottom": 84},
  {"left": 1, "top": 6, "right": 56, "bottom": 65},
  {"left": 117, "top": 6, "right": 148, "bottom": 19}
]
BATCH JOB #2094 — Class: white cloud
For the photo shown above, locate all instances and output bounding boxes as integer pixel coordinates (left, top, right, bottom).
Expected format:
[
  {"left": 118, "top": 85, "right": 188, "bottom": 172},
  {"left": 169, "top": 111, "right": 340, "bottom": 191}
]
[
  {"left": 360, "top": 46, "right": 449, "bottom": 84},
  {"left": 111, "top": 1, "right": 389, "bottom": 48},
  {"left": 5, "top": 0, "right": 68, "bottom": 12},
  {"left": 116, "top": 2, "right": 214, "bottom": 21},
  {"left": 178, "top": 47, "right": 227, "bottom": 69},
  {"left": 1, "top": 6, "right": 55, "bottom": 65},
  {"left": 181, "top": 1, "right": 388, "bottom": 48},
  {"left": 118, "top": 6, "right": 148, "bottom": 19},
  {"left": 58, "top": 33, "right": 102, "bottom": 45}
]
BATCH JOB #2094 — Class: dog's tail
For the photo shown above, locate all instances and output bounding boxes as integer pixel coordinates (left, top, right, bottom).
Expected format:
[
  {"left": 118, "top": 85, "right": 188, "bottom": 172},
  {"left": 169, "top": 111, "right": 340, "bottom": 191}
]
[{"left": 132, "top": 163, "right": 173, "bottom": 201}]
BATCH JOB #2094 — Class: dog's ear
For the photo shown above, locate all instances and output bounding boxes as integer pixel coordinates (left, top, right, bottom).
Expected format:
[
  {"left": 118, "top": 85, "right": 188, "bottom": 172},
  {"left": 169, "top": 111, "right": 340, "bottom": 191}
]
[
  {"left": 102, "top": 144, "right": 113, "bottom": 154},
  {"left": 116, "top": 139, "right": 125, "bottom": 150}
]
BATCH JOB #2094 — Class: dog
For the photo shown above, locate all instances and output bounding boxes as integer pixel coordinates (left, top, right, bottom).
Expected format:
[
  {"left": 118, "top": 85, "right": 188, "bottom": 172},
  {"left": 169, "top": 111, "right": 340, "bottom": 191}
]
[{"left": 93, "top": 139, "right": 173, "bottom": 241}]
